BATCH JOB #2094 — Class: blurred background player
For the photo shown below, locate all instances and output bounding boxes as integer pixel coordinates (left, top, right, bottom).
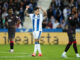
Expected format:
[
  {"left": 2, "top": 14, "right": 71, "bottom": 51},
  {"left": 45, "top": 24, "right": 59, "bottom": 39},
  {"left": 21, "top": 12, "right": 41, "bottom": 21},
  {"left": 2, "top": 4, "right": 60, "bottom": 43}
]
[
  {"left": 62, "top": 6, "right": 80, "bottom": 58},
  {"left": 5, "top": 8, "right": 21, "bottom": 53},
  {"left": 24, "top": 6, "right": 47, "bottom": 56}
]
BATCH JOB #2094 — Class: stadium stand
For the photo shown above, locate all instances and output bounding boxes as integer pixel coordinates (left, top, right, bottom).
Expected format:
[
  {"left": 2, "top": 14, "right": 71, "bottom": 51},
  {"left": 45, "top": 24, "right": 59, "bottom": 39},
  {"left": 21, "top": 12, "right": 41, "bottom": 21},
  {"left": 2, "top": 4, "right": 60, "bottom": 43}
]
[{"left": 0, "top": 0, "right": 80, "bottom": 30}]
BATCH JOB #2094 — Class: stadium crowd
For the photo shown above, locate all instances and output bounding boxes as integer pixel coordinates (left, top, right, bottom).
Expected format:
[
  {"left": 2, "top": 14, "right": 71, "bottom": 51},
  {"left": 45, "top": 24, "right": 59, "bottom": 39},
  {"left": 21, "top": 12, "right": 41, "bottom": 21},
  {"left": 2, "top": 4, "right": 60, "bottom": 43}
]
[
  {"left": 43, "top": 0, "right": 80, "bottom": 29},
  {"left": 0, "top": 0, "right": 80, "bottom": 30},
  {"left": 0, "top": 0, "right": 38, "bottom": 28}
]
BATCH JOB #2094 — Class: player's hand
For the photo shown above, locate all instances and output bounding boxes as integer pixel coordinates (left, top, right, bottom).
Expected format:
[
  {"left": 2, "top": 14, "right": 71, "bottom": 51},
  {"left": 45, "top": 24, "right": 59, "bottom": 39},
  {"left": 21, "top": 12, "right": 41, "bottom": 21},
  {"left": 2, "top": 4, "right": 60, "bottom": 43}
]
[
  {"left": 26, "top": 5, "right": 30, "bottom": 9},
  {"left": 38, "top": 6, "right": 42, "bottom": 9}
]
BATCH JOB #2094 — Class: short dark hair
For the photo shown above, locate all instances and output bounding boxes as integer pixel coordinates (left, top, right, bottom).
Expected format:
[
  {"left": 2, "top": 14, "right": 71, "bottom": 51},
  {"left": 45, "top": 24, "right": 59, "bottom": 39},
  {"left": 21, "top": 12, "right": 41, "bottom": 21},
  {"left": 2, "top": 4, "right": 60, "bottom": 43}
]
[{"left": 34, "top": 7, "right": 39, "bottom": 11}]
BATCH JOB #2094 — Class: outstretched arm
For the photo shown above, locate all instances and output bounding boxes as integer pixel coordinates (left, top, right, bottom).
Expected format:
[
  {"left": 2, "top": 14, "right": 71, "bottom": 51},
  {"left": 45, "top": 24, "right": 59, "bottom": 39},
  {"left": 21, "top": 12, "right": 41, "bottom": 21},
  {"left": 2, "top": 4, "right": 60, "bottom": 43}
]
[
  {"left": 24, "top": 6, "right": 30, "bottom": 17},
  {"left": 39, "top": 6, "right": 47, "bottom": 17}
]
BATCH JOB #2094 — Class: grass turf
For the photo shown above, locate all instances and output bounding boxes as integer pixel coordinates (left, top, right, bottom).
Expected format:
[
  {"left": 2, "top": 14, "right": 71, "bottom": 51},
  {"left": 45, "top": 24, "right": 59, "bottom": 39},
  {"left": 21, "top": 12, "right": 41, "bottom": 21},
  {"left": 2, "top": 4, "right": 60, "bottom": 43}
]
[{"left": 0, "top": 45, "right": 80, "bottom": 60}]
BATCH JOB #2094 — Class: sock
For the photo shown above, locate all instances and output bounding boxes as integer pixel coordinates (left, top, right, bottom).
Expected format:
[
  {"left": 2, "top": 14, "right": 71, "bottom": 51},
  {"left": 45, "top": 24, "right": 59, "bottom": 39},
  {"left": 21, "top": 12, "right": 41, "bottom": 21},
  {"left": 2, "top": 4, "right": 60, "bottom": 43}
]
[
  {"left": 33, "top": 44, "right": 38, "bottom": 54},
  {"left": 37, "top": 44, "right": 42, "bottom": 54},
  {"left": 73, "top": 41, "right": 78, "bottom": 53},
  {"left": 10, "top": 41, "right": 14, "bottom": 50},
  {"left": 65, "top": 42, "right": 72, "bottom": 52}
]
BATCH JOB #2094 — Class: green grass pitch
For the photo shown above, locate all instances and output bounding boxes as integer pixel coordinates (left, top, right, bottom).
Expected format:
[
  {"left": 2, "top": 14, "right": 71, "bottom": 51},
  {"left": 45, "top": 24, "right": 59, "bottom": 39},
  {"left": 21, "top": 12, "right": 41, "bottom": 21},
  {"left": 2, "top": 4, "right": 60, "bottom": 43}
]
[{"left": 0, "top": 45, "right": 80, "bottom": 60}]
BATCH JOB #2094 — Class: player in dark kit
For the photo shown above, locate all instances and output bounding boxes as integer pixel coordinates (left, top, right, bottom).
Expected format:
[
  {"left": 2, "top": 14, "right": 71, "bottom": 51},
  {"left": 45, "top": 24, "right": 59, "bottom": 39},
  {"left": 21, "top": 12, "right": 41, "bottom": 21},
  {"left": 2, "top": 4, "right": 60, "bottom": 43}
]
[
  {"left": 62, "top": 6, "right": 80, "bottom": 58},
  {"left": 5, "top": 8, "right": 21, "bottom": 53}
]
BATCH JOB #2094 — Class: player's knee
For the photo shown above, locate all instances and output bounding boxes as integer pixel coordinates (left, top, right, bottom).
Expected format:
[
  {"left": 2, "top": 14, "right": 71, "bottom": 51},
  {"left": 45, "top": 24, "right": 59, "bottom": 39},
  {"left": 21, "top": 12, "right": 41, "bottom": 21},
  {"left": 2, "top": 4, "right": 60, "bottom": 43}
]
[
  {"left": 73, "top": 41, "right": 76, "bottom": 44},
  {"left": 69, "top": 41, "right": 72, "bottom": 44},
  {"left": 35, "top": 39, "right": 39, "bottom": 44},
  {"left": 35, "top": 40, "right": 39, "bottom": 42}
]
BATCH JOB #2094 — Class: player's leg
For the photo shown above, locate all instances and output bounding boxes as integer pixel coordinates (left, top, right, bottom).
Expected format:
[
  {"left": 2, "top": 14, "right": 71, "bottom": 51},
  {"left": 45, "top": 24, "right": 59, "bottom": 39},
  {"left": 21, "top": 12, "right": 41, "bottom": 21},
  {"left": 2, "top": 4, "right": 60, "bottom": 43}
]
[
  {"left": 37, "top": 31, "right": 42, "bottom": 56},
  {"left": 8, "top": 29, "right": 15, "bottom": 53},
  {"left": 32, "top": 31, "right": 42, "bottom": 56},
  {"left": 32, "top": 39, "right": 38, "bottom": 56},
  {"left": 72, "top": 33, "right": 80, "bottom": 58},
  {"left": 62, "top": 32, "right": 73, "bottom": 58},
  {"left": 32, "top": 31, "right": 38, "bottom": 56}
]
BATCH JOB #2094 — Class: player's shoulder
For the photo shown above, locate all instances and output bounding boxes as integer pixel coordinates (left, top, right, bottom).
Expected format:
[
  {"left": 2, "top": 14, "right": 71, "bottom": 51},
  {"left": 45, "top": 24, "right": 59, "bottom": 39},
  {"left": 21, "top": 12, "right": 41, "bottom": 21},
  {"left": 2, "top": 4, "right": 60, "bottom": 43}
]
[
  {"left": 39, "top": 13, "right": 43, "bottom": 15},
  {"left": 39, "top": 13, "right": 43, "bottom": 17},
  {"left": 29, "top": 13, "right": 34, "bottom": 15},
  {"left": 29, "top": 13, "right": 34, "bottom": 17}
]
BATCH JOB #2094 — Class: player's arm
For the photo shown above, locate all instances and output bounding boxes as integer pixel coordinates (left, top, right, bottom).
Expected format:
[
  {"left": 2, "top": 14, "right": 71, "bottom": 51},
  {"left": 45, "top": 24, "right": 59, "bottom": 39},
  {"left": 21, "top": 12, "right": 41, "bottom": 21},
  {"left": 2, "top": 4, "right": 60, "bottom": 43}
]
[
  {"left": 39, "top": 6, "right": 47, "bottom": 17},
  {"left": 24, "top": 6, "right": 30, "bottom": 17},
  {"left": 16, "top": 16, "right": 21, "bottom": 25}
]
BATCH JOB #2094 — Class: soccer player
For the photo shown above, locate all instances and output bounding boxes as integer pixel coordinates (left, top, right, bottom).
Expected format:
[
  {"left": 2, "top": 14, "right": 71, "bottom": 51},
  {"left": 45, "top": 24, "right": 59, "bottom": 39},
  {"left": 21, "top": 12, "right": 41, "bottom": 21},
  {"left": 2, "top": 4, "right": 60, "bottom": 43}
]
[
  {"left": 24, "top": 6, "right": 47, "bottom": 56},
  {"left": 62, "top": 6, "right": 80, "bottom": 58},
  {"left": 5, "top": 8, "right": 21, "bottom": 53}
]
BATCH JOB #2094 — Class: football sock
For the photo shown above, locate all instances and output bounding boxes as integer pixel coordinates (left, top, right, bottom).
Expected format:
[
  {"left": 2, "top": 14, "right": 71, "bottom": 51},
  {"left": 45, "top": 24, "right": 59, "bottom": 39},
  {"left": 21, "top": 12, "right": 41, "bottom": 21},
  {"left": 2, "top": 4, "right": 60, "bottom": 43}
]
[
  {"left": 73, "top": 41, "right": 78, "bottom": 53},
  {"left": 37, "top": 44, "right": 42, "bottom": 53},
  {"left": 33, "top": 40, "right": 39, "bottom": 54},
  {"left": 34, "top": 44, "right": 38, "bottom": 54},
  {"left": 10, "top": 41, "right": 14, "bottom": 49},
  {"left": 65, "top": 42, "right": 72, "bottom": 52}
]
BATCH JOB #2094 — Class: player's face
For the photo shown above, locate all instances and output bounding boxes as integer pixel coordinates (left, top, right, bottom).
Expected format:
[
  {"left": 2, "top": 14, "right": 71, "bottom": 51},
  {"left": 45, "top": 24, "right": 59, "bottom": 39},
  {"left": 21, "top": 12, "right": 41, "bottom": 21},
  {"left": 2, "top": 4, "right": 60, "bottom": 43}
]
[
  {"left": 8, "top": 9, "right": 13, "bottom": 15},
  {"left": 34, "top": 9, "right": 40, "bottom": 15}
]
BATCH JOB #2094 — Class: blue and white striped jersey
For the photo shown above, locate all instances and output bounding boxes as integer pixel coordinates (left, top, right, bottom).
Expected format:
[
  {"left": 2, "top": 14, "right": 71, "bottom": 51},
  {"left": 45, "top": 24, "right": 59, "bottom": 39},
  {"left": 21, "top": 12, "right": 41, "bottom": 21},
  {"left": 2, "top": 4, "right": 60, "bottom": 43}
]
[{"left": 29, "top": 14, "right": 43, "bottom": 31}]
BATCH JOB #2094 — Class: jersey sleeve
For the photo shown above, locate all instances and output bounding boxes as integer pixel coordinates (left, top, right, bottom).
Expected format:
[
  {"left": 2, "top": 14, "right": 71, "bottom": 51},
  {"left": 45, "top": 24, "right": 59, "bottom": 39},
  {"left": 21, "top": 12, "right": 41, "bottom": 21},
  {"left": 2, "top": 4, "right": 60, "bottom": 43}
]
[
  {"left": 29, "top": 14, "right": 33, "bottom": 20},
  {"left": 40, "top": 14, "right": 44, "bottom": 21}
]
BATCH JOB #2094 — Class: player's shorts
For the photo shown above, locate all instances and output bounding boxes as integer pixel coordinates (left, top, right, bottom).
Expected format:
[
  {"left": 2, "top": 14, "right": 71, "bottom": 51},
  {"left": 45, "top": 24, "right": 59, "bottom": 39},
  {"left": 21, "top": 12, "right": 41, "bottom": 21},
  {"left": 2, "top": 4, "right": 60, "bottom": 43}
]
[
  {"left": 33, "top": 31, "right": 42, "bottom": 39},
  {"left": 8, "top": 28, "right": 16, "bottom": 39},
  {"left": 67, "top": 28, "right": 76, "bottom": 42}
]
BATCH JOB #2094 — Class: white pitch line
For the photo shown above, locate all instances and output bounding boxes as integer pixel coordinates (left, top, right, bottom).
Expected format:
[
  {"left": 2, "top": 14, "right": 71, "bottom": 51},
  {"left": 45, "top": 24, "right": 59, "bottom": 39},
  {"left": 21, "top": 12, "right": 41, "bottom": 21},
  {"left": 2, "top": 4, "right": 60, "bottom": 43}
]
[
  {"left": 0, "top": 56, "right": 47, "bottom": 58},
  {"left": 0, "top": 56, "right": 31, "bottom": 58},
  {"left": 0, "top": 52, "right": 47, "bottom": 58},
  {"left": 0, "top": 52, "right": 31, "bottom": 54}
]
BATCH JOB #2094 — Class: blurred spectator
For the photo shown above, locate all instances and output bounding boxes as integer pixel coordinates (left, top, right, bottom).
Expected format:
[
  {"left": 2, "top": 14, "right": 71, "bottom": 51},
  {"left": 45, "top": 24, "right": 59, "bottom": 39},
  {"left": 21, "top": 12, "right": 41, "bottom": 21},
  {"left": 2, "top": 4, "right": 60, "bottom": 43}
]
[
  {"left": 52, "top": 20, "right": 60, "bottom": 29},
  {"left": 68, "top": 0, "right": 74, "bottom": 7},
  {"left": 14, "top": 0, "right": 20, "bottom": 11},
  {"left": 19, "top": 1, "right": 24, "bottom": 27},
  {"left": 63, "top": 5, "right": 71, "bottom": 22},
  {"left": 51, "top": 16, "right": 55, "bottom": 24},
  {"left": 0, "top": 19, "right": 1, "bottom": 27},
  {"left": 50, "top": 0, "right": 56, "bottom": 9},
  {"left": 23, "top": 0, "right": 30, "bottom": 10},
  {"left": 8, "top": 0, "right": 14, "bottom": 9},
  {"left": 31, "top": 0, "right": 38, "bottom": 8},
  {"left": 55, "top": 0, "right": 61, "bottom": 7},
  {"left": 28, "top": 2, "right": 33, "bottom": 13},
  {"left": 47, "top": 21, "right": 53, "bottom": 28},
  {"left": 60, "top": 19, "right": 66, "bottom": 29},
  {"left": 42, "top": 18, "right": 48, "bottom": 28},
  {"left": 47, "top": 6, "right": 53, "bottom": 20},
  {"left": 3, "top": 1, "right": 8, "bottom": 10},
  {"left": 2, "top": 8, "right": 8, "bottom": 28},
  {"left": 54, "top": 6, "right": 62, "bottom": 22}
]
